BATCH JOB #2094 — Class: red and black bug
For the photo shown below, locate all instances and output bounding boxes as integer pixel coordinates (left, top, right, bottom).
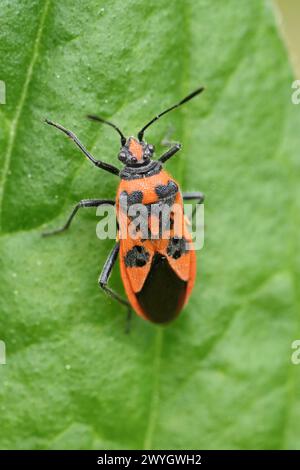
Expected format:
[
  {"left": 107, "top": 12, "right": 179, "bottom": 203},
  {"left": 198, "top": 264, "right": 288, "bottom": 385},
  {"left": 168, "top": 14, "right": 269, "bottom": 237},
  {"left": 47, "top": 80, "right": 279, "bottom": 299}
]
[{"left": 43, "top": 88, "right": 205, "bottom": 327}]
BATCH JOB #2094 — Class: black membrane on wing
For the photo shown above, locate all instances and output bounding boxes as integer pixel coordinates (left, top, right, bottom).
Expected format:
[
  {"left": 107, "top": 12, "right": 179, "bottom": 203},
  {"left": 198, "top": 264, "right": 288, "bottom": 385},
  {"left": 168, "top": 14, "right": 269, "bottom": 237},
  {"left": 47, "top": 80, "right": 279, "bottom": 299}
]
[{"left": 136, "top": 253, "right": 187, "bottom": 323}]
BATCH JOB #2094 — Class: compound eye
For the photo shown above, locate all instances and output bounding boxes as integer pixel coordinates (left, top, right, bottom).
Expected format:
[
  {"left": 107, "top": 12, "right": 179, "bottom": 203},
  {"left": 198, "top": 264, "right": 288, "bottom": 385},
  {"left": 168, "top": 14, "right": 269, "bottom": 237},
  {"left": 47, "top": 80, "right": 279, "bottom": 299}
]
[
  {"left": 148, "top": 144, "right": 155, "bottom": 154},
  {"left": 118, "top": 151, "right": 127, "bottom": 163}
]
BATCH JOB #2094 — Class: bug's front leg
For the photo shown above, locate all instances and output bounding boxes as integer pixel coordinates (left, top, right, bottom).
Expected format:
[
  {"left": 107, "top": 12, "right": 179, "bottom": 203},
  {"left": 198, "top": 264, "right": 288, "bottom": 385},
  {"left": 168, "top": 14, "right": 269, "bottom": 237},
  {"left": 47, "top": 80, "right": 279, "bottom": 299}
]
[
  {"left": 158, "top": 143, "right": 181, "bottom": 164},
  {"left": 45, "top": 120, "right": 120, "bottom": 175},
  {"left": 99, "top": 242, "right": 132, "bottom": 333},
  {"left": 42, "top": 199, "right": 115, "bottom": 236}
]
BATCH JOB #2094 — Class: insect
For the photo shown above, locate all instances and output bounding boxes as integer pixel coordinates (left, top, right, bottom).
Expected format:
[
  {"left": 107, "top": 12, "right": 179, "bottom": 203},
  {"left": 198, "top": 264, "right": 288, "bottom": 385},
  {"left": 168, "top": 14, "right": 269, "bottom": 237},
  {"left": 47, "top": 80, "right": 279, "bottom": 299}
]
[{"left": 43, "top": 87, "right": 205, "bottom": 327}]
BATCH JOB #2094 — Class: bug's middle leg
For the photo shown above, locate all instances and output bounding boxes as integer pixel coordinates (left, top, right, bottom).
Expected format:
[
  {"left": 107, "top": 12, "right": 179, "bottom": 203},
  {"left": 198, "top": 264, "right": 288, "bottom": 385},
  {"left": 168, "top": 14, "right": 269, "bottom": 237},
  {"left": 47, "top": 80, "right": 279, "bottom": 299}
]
[
  {"left": 183, "top": 192, "right": 205, "bottom": 220},
  {"left": 183, "top": 192, "right": 205, "bottom": 204},
  {"left": 99, "top": 242, "right": 132, "bottom": 332},
  {"left": 42, "top": 199, "right": 115, "bottom": 236}
]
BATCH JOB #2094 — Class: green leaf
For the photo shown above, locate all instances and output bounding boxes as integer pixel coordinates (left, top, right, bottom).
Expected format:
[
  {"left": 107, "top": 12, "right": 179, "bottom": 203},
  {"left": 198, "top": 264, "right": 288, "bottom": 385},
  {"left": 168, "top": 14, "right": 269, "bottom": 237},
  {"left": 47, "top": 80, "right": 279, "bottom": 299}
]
[{"left": 0, "top": 0, "right": 299, "bottom": 450}]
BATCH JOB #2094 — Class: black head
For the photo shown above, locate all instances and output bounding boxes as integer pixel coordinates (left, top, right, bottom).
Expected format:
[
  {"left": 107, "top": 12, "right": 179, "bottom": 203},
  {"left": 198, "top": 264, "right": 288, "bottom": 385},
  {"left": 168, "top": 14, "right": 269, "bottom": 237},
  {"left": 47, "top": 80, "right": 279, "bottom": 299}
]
[
  {"left": 88, "top": 86, "right": 204, "bottom": 168},
  {"left": 118, "top": 137, "right": 155, "bottom": 166}
]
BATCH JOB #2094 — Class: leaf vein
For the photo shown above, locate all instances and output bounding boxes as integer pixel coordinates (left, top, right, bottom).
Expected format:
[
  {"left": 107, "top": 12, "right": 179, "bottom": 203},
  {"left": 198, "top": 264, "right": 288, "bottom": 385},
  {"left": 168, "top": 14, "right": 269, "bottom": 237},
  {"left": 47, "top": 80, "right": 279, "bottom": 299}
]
[{"left": 0, "top": 0, "right": 51, "bottom": 230}]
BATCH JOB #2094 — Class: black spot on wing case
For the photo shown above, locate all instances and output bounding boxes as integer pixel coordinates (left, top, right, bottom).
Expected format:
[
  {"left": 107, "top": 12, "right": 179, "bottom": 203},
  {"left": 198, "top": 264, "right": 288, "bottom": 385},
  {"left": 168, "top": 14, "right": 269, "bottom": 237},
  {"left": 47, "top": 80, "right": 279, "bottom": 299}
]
[{"left": 136, "top": 254, "right": 187, "bottom": 323}]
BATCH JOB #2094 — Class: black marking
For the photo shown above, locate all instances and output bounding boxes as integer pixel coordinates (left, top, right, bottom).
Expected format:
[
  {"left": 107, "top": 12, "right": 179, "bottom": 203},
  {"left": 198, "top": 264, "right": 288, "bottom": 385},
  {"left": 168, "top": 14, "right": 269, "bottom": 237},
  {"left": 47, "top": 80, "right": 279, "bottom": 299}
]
[
  {"left": 170, "top": 212, "right": 175, "bottom": 230},
  {"left": 125, "top": 245, "right": 150, "bottom": 268},
  {"left": 137, "top": 254, "right": 187, "bottom": 323},
  {"left": 167, "top": 236, "right": 187, "bottom": 260},
  {"left": 120, "top": 190, "right": 143, "bottom": 207},
  {"left": 120, "top": 160, "right": 162, "bottom": 180},
  {"left": 155, "top": 180, "right": 178, "bottom": 200},
  {"left": 120, "top": 191, "right": 150, "bottom": 239},
  {"left": 119, "top": 190, "right": 143, "bottom": 213},
  {"left": 146, "top": 202, "right": 174, "bottom": 239}
]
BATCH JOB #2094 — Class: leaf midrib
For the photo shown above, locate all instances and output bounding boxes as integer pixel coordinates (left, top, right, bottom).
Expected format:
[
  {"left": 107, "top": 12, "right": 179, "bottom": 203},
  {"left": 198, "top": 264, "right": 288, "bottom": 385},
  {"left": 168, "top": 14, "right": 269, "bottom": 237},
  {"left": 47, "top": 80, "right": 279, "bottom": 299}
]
[{"left": 0, "top": 0, "right": 51, "bottom": 232}]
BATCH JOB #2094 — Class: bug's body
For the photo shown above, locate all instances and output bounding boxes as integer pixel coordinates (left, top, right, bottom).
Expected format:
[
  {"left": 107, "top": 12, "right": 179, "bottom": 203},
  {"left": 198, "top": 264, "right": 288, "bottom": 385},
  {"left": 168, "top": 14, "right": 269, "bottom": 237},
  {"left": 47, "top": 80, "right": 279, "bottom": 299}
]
[
  {"left": 116, "top": 157, "right": 196, "bottom": 323},
  {"left": 44, "top": 88, "right": 205, "bottom": 328}
]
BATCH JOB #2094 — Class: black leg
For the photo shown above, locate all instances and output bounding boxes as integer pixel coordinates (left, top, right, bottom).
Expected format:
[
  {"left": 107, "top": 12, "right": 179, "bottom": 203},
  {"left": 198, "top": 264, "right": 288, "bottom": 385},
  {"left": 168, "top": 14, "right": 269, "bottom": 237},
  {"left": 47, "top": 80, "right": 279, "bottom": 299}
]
[
  {"left": 45, "top": 119, "right": 120, "bottom": 176},
  {"left": 183, "top": 191, "right": 205, "bottom": 219},
  {"left": 42, "top": 199, "right": 115, "bottom": 236},
  {"left": 99, "top": 242, "right": 132, "bottom": 332},
  {"left": 183, "top": 192, "right": 205, "bottom": 204},
  {"left": 158, "top": 143, "right": 181, "bottom": 163}
]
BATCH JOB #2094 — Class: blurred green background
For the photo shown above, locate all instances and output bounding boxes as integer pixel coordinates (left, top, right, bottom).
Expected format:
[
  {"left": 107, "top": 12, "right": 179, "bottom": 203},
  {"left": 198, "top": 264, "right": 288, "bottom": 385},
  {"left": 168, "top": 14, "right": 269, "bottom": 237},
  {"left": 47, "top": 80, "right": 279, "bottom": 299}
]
[
  {"left": 276, "top": 0, "right": 300, "bottom": 75},
  {"left": 0, "top": 0, "right": 300, "bottom": 450}
]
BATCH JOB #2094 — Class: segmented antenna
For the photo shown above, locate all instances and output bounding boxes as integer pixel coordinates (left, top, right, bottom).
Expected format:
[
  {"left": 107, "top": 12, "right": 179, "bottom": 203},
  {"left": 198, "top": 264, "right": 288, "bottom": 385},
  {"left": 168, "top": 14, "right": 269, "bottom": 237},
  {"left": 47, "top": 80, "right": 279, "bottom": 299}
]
[
  {"left": 87, "top": 115, "right": 126, "bottom": 146},
  {"left": 137, "top": 87, "right": 205, "bottom": 142}
]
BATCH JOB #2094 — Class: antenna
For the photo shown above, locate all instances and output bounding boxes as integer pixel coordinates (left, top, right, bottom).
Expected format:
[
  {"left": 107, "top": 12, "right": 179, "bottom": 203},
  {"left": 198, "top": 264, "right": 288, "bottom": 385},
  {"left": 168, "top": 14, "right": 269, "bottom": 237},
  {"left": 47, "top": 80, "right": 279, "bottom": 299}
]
[
  {"left": 87, "top": 115, "right": 126, "bottom": 146},
  {"left": 137, "top": 87, "right": 205, "bottom": 141}
]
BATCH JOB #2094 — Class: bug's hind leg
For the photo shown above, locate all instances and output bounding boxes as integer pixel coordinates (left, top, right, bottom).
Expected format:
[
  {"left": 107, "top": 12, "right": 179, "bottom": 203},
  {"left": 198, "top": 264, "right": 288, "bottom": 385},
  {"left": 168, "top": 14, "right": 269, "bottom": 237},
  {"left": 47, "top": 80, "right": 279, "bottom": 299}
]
[
  {"left": 99, "top": 242, "right": 133, "bottom": 333},
  {"left": 42, "top": 199, "right": 115, "bottom": 237}
]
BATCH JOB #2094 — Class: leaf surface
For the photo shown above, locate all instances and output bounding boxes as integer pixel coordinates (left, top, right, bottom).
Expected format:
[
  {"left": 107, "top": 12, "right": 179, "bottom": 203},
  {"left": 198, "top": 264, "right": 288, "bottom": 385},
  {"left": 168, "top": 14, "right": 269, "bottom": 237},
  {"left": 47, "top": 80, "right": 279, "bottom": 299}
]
[{"left": 0, "top": 0, "right": 299, "bottom": 450}]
